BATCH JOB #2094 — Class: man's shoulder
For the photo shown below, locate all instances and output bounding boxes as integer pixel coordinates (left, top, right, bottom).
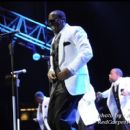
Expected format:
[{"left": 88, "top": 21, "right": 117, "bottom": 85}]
[
  {"left": 122, "top": 77, "right": 130, "bottom": 82},
  {"left": 65, "top": 23, "right": 82, "bottom": 30},
  {"left": 69, "top": 25, "right": 84, "bottom": 31},
  {"left": 44, "top": 96, "right": 50, "bottom": 100},
  {"left": 63, "top": 24, "right": 87, "bottom": 38},
  {"left": 44, "top": 96, "right": 50, "bottom": 102},
  {"left": 117, "top": 77, "right": 130, "bottom": 86},
  {"left": 65, "top": 25, "right": 86, "bottom": 36}
]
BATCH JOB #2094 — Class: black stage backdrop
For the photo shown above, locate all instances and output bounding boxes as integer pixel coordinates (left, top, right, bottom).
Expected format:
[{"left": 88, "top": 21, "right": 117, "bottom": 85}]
[{"left": 0, "top": 1, "right": 130, "bottom": 130}]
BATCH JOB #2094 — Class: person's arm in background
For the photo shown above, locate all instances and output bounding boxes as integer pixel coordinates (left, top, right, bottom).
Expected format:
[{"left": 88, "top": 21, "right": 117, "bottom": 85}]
[{"left": 97, "top": 88, "right": 110, "bottom": 99}]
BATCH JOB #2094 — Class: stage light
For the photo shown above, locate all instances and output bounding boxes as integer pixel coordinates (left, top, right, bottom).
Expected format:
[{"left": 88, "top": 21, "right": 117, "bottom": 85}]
[
  {"left": 20, "top": 112, "right": 29, "bottom": 121},
  {"left": 32, "top": 53, "right": 41, "bottom": 61}
]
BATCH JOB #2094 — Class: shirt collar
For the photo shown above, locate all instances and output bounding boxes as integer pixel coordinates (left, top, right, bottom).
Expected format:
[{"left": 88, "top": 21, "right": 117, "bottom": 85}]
[
  {"left": 112, "top": 77, "right": 123, "bottom": 86},
  {"left": 54, "top": 23, "right": 69, "bottom": 36}
]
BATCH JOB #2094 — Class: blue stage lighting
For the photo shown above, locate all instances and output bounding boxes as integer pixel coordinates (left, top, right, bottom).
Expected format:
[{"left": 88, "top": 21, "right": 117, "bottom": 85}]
[{"left": 32, "top": 53, "right": 41, "bottom": 61}]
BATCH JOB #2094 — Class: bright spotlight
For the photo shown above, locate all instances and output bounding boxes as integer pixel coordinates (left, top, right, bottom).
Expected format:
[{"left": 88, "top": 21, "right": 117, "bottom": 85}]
[{"left": 32, "top": 53, "right": 41, "bottom": 61}]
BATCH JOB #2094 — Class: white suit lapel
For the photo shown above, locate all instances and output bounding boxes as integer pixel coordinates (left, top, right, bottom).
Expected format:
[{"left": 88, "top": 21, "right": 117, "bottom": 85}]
[
  {"left": 52, "top": 24, "right": 69, "bottom": 67},
  {"left": 58, "top": 24, "right": 69, "bottom": 66},
  {"left": 51, "top": 33, "right": 63, "bottom": 66}
]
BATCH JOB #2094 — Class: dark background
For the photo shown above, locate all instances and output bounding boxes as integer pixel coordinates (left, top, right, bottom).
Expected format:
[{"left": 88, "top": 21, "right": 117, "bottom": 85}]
[{"left": 0, "top": 1, "right": 130, "bottom": 130}]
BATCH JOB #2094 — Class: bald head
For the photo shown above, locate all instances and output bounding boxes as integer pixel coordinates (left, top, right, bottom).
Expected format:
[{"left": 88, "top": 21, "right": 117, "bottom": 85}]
[
  {"left": 109, "top": 68, "right": 123, "bottom": 83},
  {"left": 49, "top": 10, "right": 66, "bottom": 21},
  {"left": 35, "top": 91, "right": 44, "bottom": 104},
  {"left": 113, "top": 68, "right": 123, "bottom": 77},
  {"left": 48, "top": 10, "right": 66, "bottom": 34}
]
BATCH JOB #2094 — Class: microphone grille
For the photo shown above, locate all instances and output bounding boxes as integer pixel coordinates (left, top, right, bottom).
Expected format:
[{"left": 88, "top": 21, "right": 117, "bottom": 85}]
[{"left": 22, "top": 69, "right": 27, "bottom": 73}]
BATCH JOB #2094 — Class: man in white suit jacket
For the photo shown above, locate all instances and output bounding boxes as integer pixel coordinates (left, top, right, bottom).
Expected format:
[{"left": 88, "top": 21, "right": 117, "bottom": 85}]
[
  {"left": 97, "top": 68, "right": 130, "bottom": 130},
  {"left": 34, "top": 91, "right": 50, "bottom": 130},
  {"left": 47, "top": 10, "right": 93, "bottom": 130},
  {"left": 77, "top": 84, "right": 100, "bottom": 130}
]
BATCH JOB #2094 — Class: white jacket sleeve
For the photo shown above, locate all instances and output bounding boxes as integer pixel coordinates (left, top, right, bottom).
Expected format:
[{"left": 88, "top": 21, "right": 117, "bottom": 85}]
[{"left": 101, "top": 88, "right": 110, "bottom": 98}]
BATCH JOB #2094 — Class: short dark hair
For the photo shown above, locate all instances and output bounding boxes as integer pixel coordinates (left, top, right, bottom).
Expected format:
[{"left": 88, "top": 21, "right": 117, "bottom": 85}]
[
  {"left": 34, "top": 91, "right": 44, "bottom": 99},
  {"left": 114, "top": 68, "right": 123, "bottom": 77}
]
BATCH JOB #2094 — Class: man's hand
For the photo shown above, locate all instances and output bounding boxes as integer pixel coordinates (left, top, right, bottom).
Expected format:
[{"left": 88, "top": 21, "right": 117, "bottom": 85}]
[
  {"left": 96, "top": 92, "right": 103, "bottom": 101},
  {"left": 57, "top": 68, "right": 72, "bottom": 80},
  {"left": 33, "top": 118, "right": 38, "bottom": 122},
  {"left": 47, "top": 71, "right": 56, "bottom": 81}
]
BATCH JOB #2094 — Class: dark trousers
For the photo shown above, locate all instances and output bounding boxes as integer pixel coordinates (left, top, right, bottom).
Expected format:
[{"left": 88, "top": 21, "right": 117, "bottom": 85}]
[
  {"left": 47, "top": 81, "right": 83, "bottom": 130},
  {"left": 115, "top": 113, "right": 130, "bottom": 130},
  {"left": 78, "top": 117, "right": 95, "bottom": 130}
]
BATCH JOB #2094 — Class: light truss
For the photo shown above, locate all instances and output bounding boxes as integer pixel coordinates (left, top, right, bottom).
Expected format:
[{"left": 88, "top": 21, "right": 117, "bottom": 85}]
[{"left": 0, "top": 6, "right": 53, "bottom": 51}]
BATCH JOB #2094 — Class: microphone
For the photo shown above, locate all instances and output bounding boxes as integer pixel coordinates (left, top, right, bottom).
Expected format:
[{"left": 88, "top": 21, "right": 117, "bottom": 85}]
[
  {"left": 11, "top": 69, "right": 27, "bottom": 74},
  {"left": 0, "top": 30, "right": 19, "bottom": 38}
]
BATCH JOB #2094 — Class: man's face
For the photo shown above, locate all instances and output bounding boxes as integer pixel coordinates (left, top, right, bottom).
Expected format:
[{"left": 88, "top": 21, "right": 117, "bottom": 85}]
[
  {"left": 35, "top": 97, "right": 43, "bottom": 104},
  {"left": 48, "top": 13, "right": 63, "bottom": 34},
  {"left": 108, "top": 69, "right": 119, "bottom": 83}
]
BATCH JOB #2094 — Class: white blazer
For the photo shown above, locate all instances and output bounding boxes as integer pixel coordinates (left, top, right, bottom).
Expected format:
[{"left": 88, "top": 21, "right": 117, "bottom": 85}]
[
  {"left": 49, "top": 24, "right": 93, "bottom": 95},
  {"left": 101, "top": 77, "right": 130, "bottom": 122},
  {"left": 77, "top": 84, "right": 100, "bottom": 126},
  {"left": 37, "top": 96, "right": 50, "bottom": 130}
]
